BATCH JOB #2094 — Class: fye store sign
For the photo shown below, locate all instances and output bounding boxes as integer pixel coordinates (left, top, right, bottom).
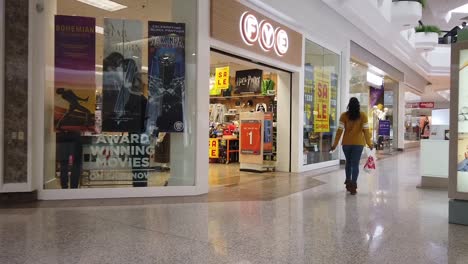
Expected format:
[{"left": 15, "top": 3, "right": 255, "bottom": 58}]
[
  {"left": 211, "top": 0, "right": 302, "bottom": 67},
  {"left": 240, "top": 12, "right": 288, "bottom": 56}
]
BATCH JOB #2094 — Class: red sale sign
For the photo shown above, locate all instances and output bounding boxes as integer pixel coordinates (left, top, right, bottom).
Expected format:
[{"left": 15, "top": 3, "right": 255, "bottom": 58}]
[{"left": 240, "top": 120, "right": 262, "bottom": 155}]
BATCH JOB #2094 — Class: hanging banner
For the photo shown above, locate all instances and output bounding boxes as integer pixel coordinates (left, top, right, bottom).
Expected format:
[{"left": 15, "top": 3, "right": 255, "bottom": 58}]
[
  {"left": 263, "top": 113, "right": 273, "bottom": 154},
  {"left": 102, "top": 19, "right": 145, "bottom": 132},
  {"left": 235, "top": 69, "right": 263, "bottom": 94},
  {"left": 209, "top": 139, "right": 219, "bottom": 158},
  {"left": 313, "top": 69, "right": 330, "bottom": 133},
  {"left": 54, "top": 15, "right": 96, "bottom": 132},
  {"left": 215, "top": 66, "right": 230, "bottom": 89},
  {"left": 240, "top": 120, "right": 262, "bottom": 155},
  {"left": 147, "top": 21, "right": 186, "bottom": 133},
  {"left": 369, "top": 86, "right": 384, "bottom": 110},
  {"left": 304, "top": 64, "right": 314, "bottom": 126}
]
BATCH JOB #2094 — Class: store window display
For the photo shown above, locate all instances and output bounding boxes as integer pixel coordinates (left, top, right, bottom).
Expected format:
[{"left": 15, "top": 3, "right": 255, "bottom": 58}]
[
  {"left": 208, "top": 50, "right": 291, "bottom": 179},
  {"left": 303, "top": 40, "right": 340, "bottom": 165},
  {"left": 349, "top": 60, "right": 399, "bottom": 153},
  {"left": 44, "top": 0, "right": 197, "bottom": 189}
]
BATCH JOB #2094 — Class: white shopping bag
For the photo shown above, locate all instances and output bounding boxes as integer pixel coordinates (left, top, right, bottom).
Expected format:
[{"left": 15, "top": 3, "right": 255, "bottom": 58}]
[{"left": 363, "top": 148, "right": 376, "bottom": 173}]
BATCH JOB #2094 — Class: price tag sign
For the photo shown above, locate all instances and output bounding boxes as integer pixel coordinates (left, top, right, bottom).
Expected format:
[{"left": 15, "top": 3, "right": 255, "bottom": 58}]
[
  {"left": 240, "top": 120, "right": 261, "bottom": 155},
  {"left": 215, "top": 66, "right": 230, "bottom": 89}
]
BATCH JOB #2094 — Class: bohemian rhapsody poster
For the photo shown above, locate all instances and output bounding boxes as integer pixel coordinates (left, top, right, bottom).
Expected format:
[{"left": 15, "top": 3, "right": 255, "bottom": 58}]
[{"left": 54, "top": 15, "right": 96, "bottom": 132}]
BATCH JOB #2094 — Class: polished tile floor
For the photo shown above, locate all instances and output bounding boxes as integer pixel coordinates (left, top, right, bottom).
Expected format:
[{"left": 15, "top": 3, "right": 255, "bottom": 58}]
[{"left": 1, "top": 150, "right": 468, "bottom": 264}]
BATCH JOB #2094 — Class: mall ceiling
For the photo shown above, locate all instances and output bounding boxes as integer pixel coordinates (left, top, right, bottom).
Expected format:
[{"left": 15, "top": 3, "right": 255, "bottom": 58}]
[{"left": 423, "top": 0, "right": 468, "bottom": 32}]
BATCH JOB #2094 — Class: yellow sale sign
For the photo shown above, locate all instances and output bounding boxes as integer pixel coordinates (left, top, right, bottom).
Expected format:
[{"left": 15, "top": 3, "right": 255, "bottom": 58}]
[
  {"left": 209, "top": 139, "right": 219, "bottom": 158},
  {"left": 215, "top": 66, "right": 230, "bottom": 89},
  {"left": 314, "top": 69, "right": 331, "bottom": 133}
]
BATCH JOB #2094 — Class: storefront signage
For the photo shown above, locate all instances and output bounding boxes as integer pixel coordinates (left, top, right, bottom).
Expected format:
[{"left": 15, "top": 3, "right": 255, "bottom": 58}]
[
  {"left": 419, "top": 102, "right": 435, "bottom": 108},
  {"left": 209, "top": 139, "right": 219, "bottom": 158},
  {"left": 406, "top": 102, "right": 435, "bottom": 109},
  {"left": 239, "top": 12, "right": 289, "bottom": 56},
  {"left": 215, "top": 66, "right": 230, "bottom": 89},
  {"left": 211, "top": 0, "right": 302, "bottom": 67},
  {"left": 314, "top": 70, "right": 331, "bottom": 133},
  {"left": 378, "top": 120, "right": 391, "bottom": 136},
  {"left": 240, "top": 120, "right": 262, "bottom": 155}
]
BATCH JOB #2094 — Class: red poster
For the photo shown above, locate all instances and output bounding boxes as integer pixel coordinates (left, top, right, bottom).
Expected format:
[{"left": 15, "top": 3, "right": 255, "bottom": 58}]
[{"left": 241, "top": 120, "right": 262, "bottom": 155}]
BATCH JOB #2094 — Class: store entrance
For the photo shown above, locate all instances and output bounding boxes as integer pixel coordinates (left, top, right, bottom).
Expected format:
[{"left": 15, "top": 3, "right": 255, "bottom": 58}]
[{"left": 208, "top": 50, "right": 291, "bottom": 187}]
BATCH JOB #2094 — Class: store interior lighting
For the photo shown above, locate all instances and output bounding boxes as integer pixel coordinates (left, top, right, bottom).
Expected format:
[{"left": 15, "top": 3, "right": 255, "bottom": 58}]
[
  {"left": 95, "top": 26, "right": 104, "bottom": 34},
  {"left": 76, "top": 0, "right": 127, "bottom": 12},
  {"left": 367, "top": 71, "right": 383, "bottom": 86}
]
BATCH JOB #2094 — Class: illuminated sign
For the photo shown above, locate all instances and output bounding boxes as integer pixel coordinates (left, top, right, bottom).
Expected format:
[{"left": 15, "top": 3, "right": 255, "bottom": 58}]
[{"left": 240, "top": 12, "right": 289, "bottom": 56}]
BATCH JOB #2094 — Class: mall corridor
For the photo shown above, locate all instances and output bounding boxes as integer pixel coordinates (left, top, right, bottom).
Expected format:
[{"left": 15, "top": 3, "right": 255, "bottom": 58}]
[{"left": 1, "top": 150, "right": 466, "bottom": 264}]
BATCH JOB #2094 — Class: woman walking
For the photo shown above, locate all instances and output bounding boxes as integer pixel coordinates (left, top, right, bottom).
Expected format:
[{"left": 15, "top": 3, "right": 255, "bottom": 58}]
[{"left": 331, "top": 97, "right": 373, "bottom": 195}]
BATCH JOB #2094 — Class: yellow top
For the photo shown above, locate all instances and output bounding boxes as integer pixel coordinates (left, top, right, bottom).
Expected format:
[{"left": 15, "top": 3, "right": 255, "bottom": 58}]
[{"left": 332, "top": 112, "right": 373, "bottom": 148}]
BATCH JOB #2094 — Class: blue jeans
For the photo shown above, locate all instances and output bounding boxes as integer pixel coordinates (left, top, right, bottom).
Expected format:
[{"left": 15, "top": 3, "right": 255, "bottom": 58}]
[{"left": 342, "top": 145, "right": 364, "bottom": 183}]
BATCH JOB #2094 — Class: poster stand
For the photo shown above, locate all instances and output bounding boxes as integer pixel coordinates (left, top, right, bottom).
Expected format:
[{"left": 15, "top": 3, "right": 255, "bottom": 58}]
[{"left": 239, "top": 112, "right": 276, "bottom": 172}]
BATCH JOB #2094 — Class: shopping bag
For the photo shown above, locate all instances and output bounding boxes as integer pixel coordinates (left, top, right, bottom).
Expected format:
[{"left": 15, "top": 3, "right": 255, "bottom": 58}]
[{"left": 363, "top": 148, "right": 376, "bottom": 173}]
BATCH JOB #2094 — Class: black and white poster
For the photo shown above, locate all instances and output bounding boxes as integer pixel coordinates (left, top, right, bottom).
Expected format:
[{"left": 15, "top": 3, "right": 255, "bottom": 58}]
[
  {"left": 234, "top": 69, "right": 263, "bottom": 94},
  {"left": 102, "top": 19, "right": 146, "bottom": 132},
  {"left": 147, "top": 21, "right": 186, "bottom": 134}
]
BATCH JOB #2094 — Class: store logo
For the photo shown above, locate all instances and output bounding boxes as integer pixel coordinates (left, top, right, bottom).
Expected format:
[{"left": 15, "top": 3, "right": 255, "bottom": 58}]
[
  {"left": 239, "top": 12, "right": 289, "bottom": 56},
  {"left": 174, "top": 121, "right": 184, "bottom": 132}
]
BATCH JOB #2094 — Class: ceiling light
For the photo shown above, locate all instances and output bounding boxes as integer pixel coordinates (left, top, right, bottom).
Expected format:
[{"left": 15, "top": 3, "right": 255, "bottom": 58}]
[
  {"left": 76, "top": 0, "right": 127, "bottom": 12},
  {"left": 437, "top": 90, "right": 450, "bottom": 101},
  {"left": 405, "top": 91, "right": 421, "bottom": 102},
  {"left": 446, "top": 3, "right": 468, "bottom": 22},
  {"left": 95, "top": 26, "right": 104, "bottom": 34},
  {"left": 367, "top": 71, "right": 383, "bottom": 86}
]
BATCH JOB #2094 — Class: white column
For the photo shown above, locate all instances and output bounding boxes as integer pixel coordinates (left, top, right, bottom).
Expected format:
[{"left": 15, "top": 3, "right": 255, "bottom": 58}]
[{"left": 397, "top": 82, "right": 406, "bottom": 150}]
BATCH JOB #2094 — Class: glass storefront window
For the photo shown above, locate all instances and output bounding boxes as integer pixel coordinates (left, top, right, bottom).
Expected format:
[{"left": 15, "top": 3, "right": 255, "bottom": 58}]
[
  {"left": 44, "top": 0, "right": 198, "bottom": 189},
  {"left": 349, "top": 60, "right": 399, "bottom": 152},
  {"left": 303, "top": 40, "right": 340, "bottom": 165}
]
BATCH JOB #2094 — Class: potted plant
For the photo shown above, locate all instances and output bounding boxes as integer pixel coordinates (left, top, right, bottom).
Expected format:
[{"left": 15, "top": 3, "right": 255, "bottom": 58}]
[
  {"left": 414, "top": 25, "right": 440, "bottom": 51},
  {"left": 391, "top": 0, "right": 426, "bottom": 28}
]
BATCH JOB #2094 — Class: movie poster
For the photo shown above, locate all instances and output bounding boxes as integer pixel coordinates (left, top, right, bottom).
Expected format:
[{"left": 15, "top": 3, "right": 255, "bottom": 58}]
[
  {"left": 147, "top": 21, "right": 186, "bottom": 134},
  {"left": 54, "top": 15, "right": 96, "bottom": 131},
  {"left": 369, "top": 86, "right": 385, "bottom": 110},
  {"left": 235, "top": 69, "right": 263, "bottom": 94},
  {"left": 102, "top": 19, "right": 146, "bottom": 132},
  {"left": 304, "top": 64, "right": 314, "bottom": 126}
]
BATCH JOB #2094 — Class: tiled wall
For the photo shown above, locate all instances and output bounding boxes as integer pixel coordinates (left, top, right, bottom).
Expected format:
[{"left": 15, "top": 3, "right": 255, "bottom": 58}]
[{"left": 3, "top": 0, "right": 29, "bottom": 183}]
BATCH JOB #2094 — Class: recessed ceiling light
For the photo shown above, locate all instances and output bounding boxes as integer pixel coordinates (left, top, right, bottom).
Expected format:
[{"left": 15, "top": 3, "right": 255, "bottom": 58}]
[{"left": 76, "top": 0, "right": 127, "bottom": 12}]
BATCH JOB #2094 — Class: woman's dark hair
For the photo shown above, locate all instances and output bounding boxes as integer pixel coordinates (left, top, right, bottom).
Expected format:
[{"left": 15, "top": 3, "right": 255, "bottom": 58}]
[
  {"left": 103, "top": 52, "right": 124, "bottom": 71},
  {"left": 347, "top": 97, "right": 361, "bottom": 121}
]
